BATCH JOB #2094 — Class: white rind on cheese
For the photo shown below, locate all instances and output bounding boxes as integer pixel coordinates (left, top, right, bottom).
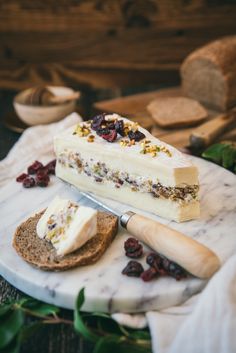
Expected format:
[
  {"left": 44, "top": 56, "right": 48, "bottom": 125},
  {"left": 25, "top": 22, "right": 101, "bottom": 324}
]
[
  {"left": 36, "top": 196, "right": 97, "bottom": 255},
  {"left": 54, "top": 114, "right": 198, "bottom": 187},
  {"left": 54, "top": 114, "right": 200, "bottom": 222}
]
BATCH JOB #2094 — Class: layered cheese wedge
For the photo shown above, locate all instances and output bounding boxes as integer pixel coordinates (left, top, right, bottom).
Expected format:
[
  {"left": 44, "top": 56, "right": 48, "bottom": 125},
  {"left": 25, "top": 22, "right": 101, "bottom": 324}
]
[{"left": 54, "top": 114, "right": 200, "bottom": 222}]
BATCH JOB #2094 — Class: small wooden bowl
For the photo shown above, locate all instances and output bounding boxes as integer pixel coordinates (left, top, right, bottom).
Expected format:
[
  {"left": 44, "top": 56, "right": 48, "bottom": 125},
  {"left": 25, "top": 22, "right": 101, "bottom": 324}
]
[{"left": 13, "top": 86, "right": 78, "bottom": 126}]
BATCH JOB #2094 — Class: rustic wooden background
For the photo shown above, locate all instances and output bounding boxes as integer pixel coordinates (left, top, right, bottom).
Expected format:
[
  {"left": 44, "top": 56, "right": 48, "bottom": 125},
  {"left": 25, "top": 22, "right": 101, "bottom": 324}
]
[{"left": 0, "top": 0, "right": 236, "bottom": 90}]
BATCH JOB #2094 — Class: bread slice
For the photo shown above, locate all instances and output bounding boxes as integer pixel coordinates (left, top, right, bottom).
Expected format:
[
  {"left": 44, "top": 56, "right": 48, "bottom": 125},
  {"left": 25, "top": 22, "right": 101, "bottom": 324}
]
[
  {"left": 13, "top": 210, "right": 118, "bottom": 271},
  {"left": 147, "top": 96, "right": 207, "bottom": 128}
]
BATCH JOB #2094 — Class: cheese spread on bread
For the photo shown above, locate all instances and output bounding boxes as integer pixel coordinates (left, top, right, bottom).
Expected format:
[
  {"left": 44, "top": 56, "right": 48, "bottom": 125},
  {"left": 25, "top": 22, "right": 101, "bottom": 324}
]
[{"left": 36, "top": 196, "right": 97, "bottom": 255}]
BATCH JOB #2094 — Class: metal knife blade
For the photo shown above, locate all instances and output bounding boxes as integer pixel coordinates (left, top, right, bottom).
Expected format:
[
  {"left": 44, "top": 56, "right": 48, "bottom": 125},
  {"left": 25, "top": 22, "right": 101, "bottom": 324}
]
[
  {"left": 80, "top": 191, "right": 121, "bottom": 217},
  {"left": 80, "top": 191, "right": 134, "bottom": 228}
]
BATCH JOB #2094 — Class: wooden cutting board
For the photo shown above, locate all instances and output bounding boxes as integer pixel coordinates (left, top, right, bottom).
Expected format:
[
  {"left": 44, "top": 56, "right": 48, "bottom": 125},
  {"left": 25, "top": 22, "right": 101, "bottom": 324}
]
[{"left": 94, "top": 87, "right": 236, "bottom": 149}]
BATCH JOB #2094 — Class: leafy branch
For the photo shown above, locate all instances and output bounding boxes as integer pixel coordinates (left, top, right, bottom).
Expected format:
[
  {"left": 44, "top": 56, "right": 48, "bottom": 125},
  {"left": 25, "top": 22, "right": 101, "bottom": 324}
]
[
  {"left": 0, "top": 288, "right": 151, "bottom": 353},
  {"left": 202, "top": 141, "right": 236, "bottom": 173}
]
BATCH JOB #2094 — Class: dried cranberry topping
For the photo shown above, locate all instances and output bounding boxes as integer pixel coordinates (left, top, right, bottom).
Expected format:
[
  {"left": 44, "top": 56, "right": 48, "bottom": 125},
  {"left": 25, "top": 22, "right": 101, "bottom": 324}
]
[
  {"left": 27, "top": 161, "right": 44, "bottom": 175},
  {"left": 115, "top": 120, "right": 125, "bottom": 136},
  {"left": 124, "top": 237, "right": 143, "bottom": 258},
  {"left": 23, "top": 177, "right": 35, "bottom": 188},
  {"left": 16, "top": 173, "right": 28, "bottom": 183},
  {"left": 122, "top": 261, "right": 144, "bottom": 277},
  {"left": 141, "top": 267, "right": 158, "bottom": 282},
  {"left": 96, "top": 127, "right": 110, "bottom": 136},
  {"left": 35, "top": 173, "right": 50, "bottom": 187},
  {"left": 101, "top": 129, "right": 117, "bottom": 143},
  {"left": 45, "top": 159, "right": 56, "bottom": 175},
  {"left": 91, "top": 114, "right": 106, "bottom": 131},
  {"left": 128, "top": 130, "right": 145, "bottom": 142}
]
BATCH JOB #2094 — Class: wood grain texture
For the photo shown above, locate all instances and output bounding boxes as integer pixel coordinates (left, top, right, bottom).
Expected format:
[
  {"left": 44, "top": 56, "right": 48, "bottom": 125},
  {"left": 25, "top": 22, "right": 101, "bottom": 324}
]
[
  {"left": 0, "top": 0, "right": 236, "bottom": 89},
  {"left": 94, "top": 86, "right": 236, "bottom": 149}
]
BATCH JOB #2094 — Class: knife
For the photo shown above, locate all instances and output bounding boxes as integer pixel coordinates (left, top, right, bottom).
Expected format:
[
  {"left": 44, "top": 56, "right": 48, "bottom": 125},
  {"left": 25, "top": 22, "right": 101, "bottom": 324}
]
[{"left": 80, "top": 191, "right": 220, "bottom": 279}]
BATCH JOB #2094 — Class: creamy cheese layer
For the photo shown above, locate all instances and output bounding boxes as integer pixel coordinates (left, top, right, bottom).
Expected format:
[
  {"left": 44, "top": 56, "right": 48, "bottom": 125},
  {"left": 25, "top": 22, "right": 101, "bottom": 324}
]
[
  {"left": 57, "top": 150, "right": 199, "bottom": 204},
  {"left": 37, "top": 196, "right": 97, "bottom": 255}
]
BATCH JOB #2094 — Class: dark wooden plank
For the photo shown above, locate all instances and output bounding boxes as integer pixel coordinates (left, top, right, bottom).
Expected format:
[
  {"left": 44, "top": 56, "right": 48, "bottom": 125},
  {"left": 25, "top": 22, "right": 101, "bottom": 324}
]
[{"left": 0, "top": 1, "right": 236, "bottom": 88}]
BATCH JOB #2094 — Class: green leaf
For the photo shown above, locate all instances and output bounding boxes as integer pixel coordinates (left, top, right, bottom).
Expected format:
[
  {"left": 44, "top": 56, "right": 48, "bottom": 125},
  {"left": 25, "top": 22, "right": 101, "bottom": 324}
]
[
  {"left": 0, "top": 304, "right": 11, "bottom": 317},
  {"left": 0, "top": 335, "right": 20, "bottom": 353},
  {"left": 202, "top": 143, "right": 229, "bottom": 164},
  {"left": 128, "top": 330, "right": 151, "bottom": 341},
  {"left": 222, "top": 145, "right": 236, "bottom": 169},
  {"left": 94, "top": 335, "right": 124, "bottom": 353},
  {"left": 0, "top": 310, "right": 24, "bottom": 349},
  {"left": 24, "top": 302, "right": 59, "bottom": 317},
  {"left": 74, "top": 289, "right": 99, "bottom": 342}
]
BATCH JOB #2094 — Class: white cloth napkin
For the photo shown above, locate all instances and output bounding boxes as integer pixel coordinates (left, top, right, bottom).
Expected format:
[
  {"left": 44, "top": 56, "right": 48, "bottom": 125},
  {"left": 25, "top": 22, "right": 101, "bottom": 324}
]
[{"left": 1, "top": 113, "right": 236, "bottom": 353}]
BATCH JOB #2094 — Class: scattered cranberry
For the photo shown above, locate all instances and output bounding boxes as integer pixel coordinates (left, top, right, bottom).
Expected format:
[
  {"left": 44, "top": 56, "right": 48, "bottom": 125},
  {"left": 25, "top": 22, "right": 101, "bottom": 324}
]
[
  {"left": 27, "top": 161, "right": 44, "bottom": 175},
  {"left": 124, "top": 237, "right": 143, "bottom": 258},
  {"left": 115, "top": 120, "right": 125, "bottom": 136},
  {"left": 101, "top": 130, "right": 117, "bottom": 143},
  {"left": 16, "top": 159, "right": 56, "bottom": 189},
  {"left": 45, "top": 159, "right": 56, "bottom": 175},
  {"left": 16, "top": 173, "right": 28, "bottom": 183},
  {"left": 122, "top": 261, "right": 144, "bottom": 277},
  {"left": 35, "top": 173, "right": 50, "bottom": 187},
  {"left": 146, "top": 252, "right": 187, "bottom": 281},
  {"left": 23, "top": 177, "right": 35, "bottom": 188},
  {"left": 141, "top": 267, "right": 158, "bottom": 282},
  {"left": 128, "top": 130, "right": 145, "bottom": 142}
]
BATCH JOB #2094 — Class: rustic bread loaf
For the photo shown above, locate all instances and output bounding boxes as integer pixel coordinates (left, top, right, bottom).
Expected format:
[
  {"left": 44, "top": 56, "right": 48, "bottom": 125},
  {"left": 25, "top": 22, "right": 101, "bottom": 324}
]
[
  {"left": 13, "top": 210, "right": 118, "bottom": 271},
  {"left": 147, "top": 96, "right": 207, "bottom": 128},
  {"left": 181, "top": 36, "right": 236, "bottom": 111}
]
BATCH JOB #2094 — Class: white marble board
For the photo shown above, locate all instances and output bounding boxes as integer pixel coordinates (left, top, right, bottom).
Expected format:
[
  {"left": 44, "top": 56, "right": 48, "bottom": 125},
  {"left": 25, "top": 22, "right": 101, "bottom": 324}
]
[{"left": 0, "top": 157, "right": 236, "bottom": 313}]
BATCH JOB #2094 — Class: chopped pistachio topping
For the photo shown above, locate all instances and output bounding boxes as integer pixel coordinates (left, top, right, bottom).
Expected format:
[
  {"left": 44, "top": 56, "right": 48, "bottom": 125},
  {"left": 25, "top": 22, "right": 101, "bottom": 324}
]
[
  {"left": 140, "top": 142, "right": 171, "bottom": 157},
  {"left": 73, "top": 124, "right": 91, "bottom": 137}
]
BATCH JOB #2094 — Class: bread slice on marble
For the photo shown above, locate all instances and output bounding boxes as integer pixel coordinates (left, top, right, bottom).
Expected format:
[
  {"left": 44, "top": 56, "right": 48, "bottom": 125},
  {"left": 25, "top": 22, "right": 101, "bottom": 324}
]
[{"left": 13, "top": 210, "right": 118, "bottom": 271}]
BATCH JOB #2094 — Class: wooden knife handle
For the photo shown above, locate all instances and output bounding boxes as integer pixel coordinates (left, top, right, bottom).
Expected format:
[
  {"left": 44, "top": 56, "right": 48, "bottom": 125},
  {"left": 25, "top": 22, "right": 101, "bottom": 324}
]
[
  {"left": 190, "top": 110, "right": 236, "bottom": 149},
  {"left": 121, "top": 212, "right": 220, "bottom": 279}
]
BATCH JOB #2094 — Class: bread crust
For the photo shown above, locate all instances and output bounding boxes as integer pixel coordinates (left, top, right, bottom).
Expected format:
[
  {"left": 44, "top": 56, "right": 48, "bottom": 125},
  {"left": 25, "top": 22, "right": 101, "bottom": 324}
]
[
  {"left": 13, "top": 210, "right": 118, "bottom": 271},
  {"left": 181, "top": 36, "right": 236, "bottom": 111}
]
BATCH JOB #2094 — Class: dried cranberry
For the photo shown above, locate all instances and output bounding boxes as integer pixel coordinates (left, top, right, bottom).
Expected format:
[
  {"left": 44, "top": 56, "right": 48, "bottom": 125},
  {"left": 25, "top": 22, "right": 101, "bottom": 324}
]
[
  {"left": 128, "top": 130, "right": 145, "bottom": 142},
  {"left": 27, "top": 161, "right": 44, "bottom": 175},
  {"left": 101, "top": 129, "right": 117, "bottom": 142},
  {"left": 107, "top": 122, "right": 115, "bottom": 130},
  {"left": 16, "top": 173, "right": 28, "bottom": 183},
  {"left": 96, "top": 127, "right": 110, "bottom": 136},
  {"left": 91, "top": 114, "right": 106, "bottom": 131},
  {"left": 141, "top": 267, "right": 158, "bottom": 282},
  {"left": 162, "top": 258, "right": 187, "bottom": 280},
  {"left": 122, "top": 261, "right": 144, "bottom": 277},
  {"left": 124, "top": 237, "right": 143, "bottom": 258},
  {"left": 36, "top": 167, "right": 48, "bottom": 178},
  {"left": 146, "top": 252, "right": 187, "bottom": 280},
  {"left": 23, "top": 177, "right": 35, "bottom": 188},
  {"left": 115, "top": 120, "right": 125, "bottom": 136},
  {"left": 45, "top": 159, "right": 56, "bottom": 175},
  {"left": 146, "top": 253, "right": 162, "bottom": 270},
  {"left": 35, "top": 173, "right": 50, "bottom": 187}
]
